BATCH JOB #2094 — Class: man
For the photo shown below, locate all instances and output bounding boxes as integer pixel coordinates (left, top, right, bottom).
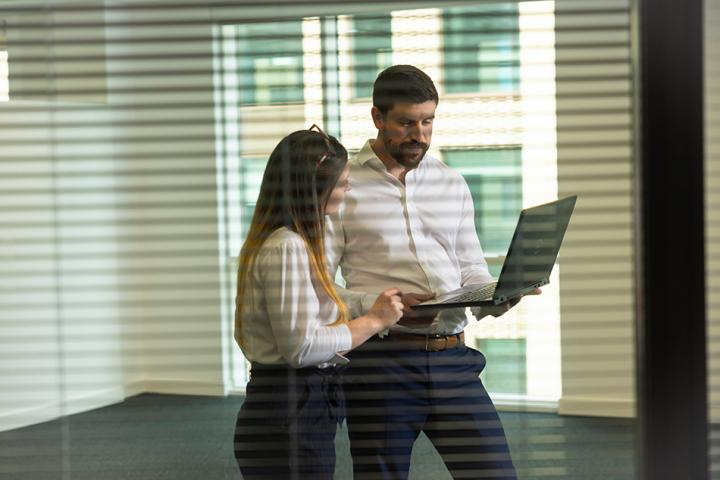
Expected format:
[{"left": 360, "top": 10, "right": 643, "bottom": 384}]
[{"left": 327, "top": 65, "right": 536, "bottom": 479}]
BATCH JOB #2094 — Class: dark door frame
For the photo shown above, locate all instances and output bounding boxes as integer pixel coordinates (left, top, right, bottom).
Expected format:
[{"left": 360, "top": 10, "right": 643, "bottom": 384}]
[{"left": 635, "top": 0, "right": 707, "bottom": 478}]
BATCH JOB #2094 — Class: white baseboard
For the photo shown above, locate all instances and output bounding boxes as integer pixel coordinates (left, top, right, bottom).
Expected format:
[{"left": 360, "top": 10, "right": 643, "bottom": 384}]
[
  {"left": 0, "top": 380, "right": 227, "bottom": 433},
  {"left": 61, "top": 386, "right": 127, "bottom": 416},
  {"left": 0, "top": 386, "right": 126, "bottom": 433},
  {"left": 122, "top": 380, "right": 147, "bottom": 399},
  {"left": 0, "top": 401, "right": 61, "bottom": 433},
  {"left": 558, "top": 396, "right": 635, "bottom": 418},
  {"left": 492, "top": 394, "right": 559, "bottom": 413},
  {"left": 138, "top": 379, "right": 226, "bottom": 397},
  {"left": 1, "top": 385, "right": 634, "bottom": 435}
]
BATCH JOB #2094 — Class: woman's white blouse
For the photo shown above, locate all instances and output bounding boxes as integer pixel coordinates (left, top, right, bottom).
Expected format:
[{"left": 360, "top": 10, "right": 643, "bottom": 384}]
[{"left": 235, "top": 227, "right": 352, "bottom": 368}]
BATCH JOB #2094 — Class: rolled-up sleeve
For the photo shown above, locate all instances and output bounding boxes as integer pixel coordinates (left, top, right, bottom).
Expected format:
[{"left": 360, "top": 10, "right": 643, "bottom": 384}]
[{"left": 259, "top": 236, "right": 352, "bottom": 368}]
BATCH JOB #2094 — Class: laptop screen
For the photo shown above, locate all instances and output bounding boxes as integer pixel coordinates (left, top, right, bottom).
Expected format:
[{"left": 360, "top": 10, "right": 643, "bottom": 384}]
[{"left": 494, "top": 196, "right": 577, "bottom": 301}]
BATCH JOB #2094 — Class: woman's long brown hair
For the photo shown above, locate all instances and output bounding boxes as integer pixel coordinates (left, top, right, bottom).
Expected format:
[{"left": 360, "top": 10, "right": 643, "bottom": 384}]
[{"left": 234, "top": 129, "right": 350, "bottom": 347}]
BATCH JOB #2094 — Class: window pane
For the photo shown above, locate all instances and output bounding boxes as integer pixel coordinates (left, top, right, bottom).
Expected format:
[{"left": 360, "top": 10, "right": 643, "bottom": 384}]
[
  {"left": 443, "top": 148, "right": 522, "bottom": 256},
  {"left": 443, "top": 4, "right": 520, "bottom": 93},
  {"left": 236, "top": 21, "right": 304, "bottom": 105},
  {"left": 351, "top": 14, "right": 392, "bottom": 98},
  {"left": 477, "top": 338, "right": 527, "bottom": 395},
  {"left": 239, "top": 158, "right": 267, "bottom": 237}
]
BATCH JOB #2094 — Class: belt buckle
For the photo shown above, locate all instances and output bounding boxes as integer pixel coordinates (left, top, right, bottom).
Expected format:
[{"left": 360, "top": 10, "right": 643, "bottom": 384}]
[{"left": 425, "top": 334, "right": 448, "bottom": 352}]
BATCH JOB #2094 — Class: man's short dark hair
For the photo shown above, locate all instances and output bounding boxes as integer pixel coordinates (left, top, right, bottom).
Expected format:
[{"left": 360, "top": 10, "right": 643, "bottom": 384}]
[{"left": 372, "top": 65, "right": 439, "bottom": 114}]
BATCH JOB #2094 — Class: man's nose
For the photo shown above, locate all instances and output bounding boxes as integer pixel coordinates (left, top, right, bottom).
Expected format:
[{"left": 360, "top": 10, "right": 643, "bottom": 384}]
[{"left": 409, "top": 124, "right": 427, "bottom": 143}]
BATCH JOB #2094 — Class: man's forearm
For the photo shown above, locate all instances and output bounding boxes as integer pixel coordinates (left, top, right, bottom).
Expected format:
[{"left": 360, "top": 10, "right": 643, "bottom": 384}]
[{"left": 335, "top": 284, "right": 375, "bottom": 317}]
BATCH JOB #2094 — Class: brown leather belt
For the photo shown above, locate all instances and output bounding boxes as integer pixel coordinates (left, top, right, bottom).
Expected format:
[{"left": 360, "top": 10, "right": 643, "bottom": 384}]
[{"left": 382, "top": 331, "right": 465, "bottom": 352}]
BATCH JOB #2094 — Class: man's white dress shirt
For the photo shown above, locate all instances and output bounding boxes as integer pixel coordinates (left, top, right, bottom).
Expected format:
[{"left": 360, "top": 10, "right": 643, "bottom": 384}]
[
  {"left": 326, "top": 140, "right": 495, "bottom": 335},
  {"left": 235, "top": 227, "right": 352, "bottom": 368}
]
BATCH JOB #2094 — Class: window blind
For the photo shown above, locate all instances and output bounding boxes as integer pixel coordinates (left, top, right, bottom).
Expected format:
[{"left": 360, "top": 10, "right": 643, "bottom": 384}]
[
  {"left": 0, "top": 1, "right": 674, "bottom": 478},
  {"left": 554, "top": 0, "right": 635, "bottom": 419}
]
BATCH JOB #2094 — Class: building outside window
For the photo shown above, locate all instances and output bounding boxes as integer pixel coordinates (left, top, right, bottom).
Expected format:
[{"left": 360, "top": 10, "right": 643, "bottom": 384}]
[
  {"left": 351, "top": 14, "right": 393, "bottom": 99},
  {"left": 477, "top": 338, "right": 527, "bottom": 395},
  {"left": 443, "top": 147, "right": 522, "bottom": 262},
  {"left": 443, "top": 4, "right": 520, "bottom": 94},
  {"left": 235, "top": 21, "right": 305, "bottom": 105},
  {"left": 238, "top": 158, "right": 267, "bottom": 237},
  {"left": 444, "top": 148, "right": 529, "bottom": 399}
]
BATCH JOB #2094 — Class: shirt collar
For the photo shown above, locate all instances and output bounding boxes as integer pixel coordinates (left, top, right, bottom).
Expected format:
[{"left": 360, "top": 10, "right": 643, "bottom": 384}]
[
  {"left": 354, "top": 140, "right": 382, "bottom": 167},
  {"left": 353, "top": 139, "right": 428, "bottom": 174}
]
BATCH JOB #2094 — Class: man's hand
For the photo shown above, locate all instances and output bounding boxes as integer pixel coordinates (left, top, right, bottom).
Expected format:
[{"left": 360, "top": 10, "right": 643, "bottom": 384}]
[
  {"left": 471, "top": 288, "right": 542, "bottom": 320},
  {"left": 397, "top": 292, "right": 436, "bottom": 329}
]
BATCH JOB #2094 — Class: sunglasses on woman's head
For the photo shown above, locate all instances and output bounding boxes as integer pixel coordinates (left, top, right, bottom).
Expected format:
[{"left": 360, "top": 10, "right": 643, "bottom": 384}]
[{"left": 308, "top": 124, "right": 333, "bottom": 166}]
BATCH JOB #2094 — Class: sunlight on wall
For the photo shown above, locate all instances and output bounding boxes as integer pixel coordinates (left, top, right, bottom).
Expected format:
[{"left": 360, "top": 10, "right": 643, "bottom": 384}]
[{"left": 0, "top": 51, "right": 8, "bottom": 102}]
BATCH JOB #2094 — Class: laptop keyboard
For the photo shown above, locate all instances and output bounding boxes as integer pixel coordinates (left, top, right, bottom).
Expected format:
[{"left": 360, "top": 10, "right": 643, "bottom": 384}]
[{"left": 443, "top": 283, "right": 497, "bottom": 304}]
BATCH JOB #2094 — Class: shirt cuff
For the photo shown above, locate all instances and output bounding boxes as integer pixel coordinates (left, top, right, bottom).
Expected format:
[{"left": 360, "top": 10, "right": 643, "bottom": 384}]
[
  {"left": 335, "top": 323, "right": 353, "bottom": 352},
  {"left": 329, "top": 353, "right": 350, "bottom": 365}
]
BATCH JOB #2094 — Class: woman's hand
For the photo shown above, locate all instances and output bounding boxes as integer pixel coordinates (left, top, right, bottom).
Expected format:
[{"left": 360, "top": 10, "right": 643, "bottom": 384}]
[
  {"left": 368, "top": 288, "right": 404, "bottom": 328},
  {"left": 346, "top": 288, "right": 404, "bottom": 350}
]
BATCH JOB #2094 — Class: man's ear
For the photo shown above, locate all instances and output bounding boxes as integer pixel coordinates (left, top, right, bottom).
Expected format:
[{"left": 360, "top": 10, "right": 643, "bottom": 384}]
[{"left": 371, "top": 106, "right": 385, "bottom": 130}]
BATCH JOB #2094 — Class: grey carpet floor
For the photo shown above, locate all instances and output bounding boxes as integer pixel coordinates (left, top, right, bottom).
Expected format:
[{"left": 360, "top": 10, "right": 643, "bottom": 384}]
[{"left": 0, "top": 394, "right": 636, "bottom": 480}]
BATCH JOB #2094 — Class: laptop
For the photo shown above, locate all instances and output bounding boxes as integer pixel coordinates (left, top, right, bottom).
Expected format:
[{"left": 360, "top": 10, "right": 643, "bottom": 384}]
[{"left": 412, "top": 195, "right": 577, "bottom": 311}]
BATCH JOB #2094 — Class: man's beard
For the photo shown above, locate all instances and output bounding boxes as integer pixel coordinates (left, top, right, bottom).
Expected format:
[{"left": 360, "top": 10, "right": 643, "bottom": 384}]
[{"left": 382, "top": 135, "right": 429, "bottom": 169}]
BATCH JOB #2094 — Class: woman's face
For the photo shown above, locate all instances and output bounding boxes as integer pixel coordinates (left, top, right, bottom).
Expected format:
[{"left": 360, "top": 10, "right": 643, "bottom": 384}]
[{"left": 324, "top": 165, "right": 351, "bottom": 215}]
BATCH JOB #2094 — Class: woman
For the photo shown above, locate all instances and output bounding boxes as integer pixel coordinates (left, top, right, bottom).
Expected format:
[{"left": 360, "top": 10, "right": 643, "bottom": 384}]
[{"left": 233, "top": 126, "right": 403, "bottom": 479}]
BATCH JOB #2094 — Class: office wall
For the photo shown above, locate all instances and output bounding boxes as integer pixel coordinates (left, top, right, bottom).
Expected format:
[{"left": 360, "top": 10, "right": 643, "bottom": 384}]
[
  {"left": 0, "top": 6, "right": 126, "bottom": 431},
  {"left": 103, "top": 6, "right": 225, "bottom": 396},
  {"left": 0, "top": 3, "right": 226, "bottom": 432},
  {"left": 0, "top": 102, "right": 66, "bottom": 431}
]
